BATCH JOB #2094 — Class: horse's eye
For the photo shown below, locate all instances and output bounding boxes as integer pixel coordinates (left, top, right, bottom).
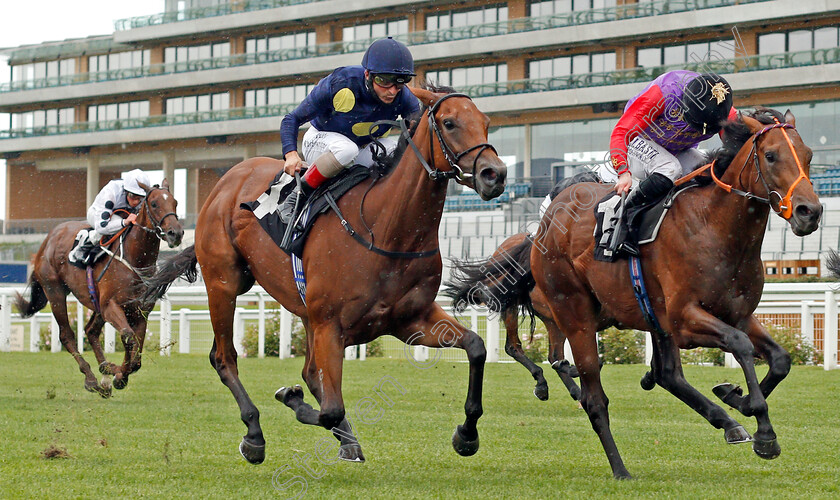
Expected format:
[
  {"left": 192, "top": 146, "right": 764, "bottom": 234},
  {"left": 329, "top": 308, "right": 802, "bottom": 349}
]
[
  {"left": 151, "top": 201, "right": 158, "bottom": 209},
  {"left": 764, "top": 151, "right": 776, "bottom": 163},
  {"left": 443, "top": 119, "right": 455, "bottom": 130}
]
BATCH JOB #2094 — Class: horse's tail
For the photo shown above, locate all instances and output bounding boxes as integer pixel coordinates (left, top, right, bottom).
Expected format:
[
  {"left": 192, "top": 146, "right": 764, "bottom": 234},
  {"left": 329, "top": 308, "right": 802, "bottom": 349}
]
[
  {"left": 14, "top": 275, "right": 48, "bottom": 319},
  {"left": 141, "top": 245, "right": 199, "bottom": 305},
  {"left": 826, "top": 249, "right": 840, "bottom": 279},
  {"left": 443, "top": 237, "right": 536, "bottom": 324}
]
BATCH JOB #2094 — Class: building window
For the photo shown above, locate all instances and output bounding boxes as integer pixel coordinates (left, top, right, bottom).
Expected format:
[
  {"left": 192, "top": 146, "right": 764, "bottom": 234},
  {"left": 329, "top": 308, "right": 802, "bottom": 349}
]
[
  {"left": 12, "top": 108, "right": 74, "bottom": 129},
  {"left": 636, "top": 40, "right": 735, "bottom": 67},
  {"left": 89, "top": 50, "right": 151, "bottom": 74},
  {"left": 245, "top": 32, "right": 316, "bottom": 53},
  {"left": 245, "top": 84, "right": 314, "bottom": 107},
  {"left": 164, "top": 42, "right": 230, "bottom": 63},
  {"left": 342, "top": 18, "right": 408, "bottom": 42},
  {"left": 426, "top": 64, "right": 507, "bottom": 88},
  {"left": 529, "top": 52, "right": 616, "bottom": 79},
  {"left": 426, "top": 4, "right": 508, "bottom": 30},
  {"left": 488, "top": 125, "right": 525, "bottom": 182},
  {"left": 530, "top": 0, "right": 616, "bottom": 17},
  {"left": 531, "top": 118, "right": 616, "bottom": 188},
  {"left": 11, "top": 58, "right": 75, "bottom": 82},
  {"left": 758, "top": 27, "right": 840, "bottom": 54},
  {"left": 87, "top": 101, "right": 149, "bottom": 122},
  {"left": 165, "top": 93, "right": 229, "bottom": 115}
]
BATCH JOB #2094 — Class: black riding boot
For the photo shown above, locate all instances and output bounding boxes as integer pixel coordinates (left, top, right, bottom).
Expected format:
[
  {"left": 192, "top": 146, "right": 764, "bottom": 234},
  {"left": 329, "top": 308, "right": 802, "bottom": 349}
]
[
  {"left": 617, "top": 173, "right": 674, "bottom": 257},
  {"left": 279, "top": 178, "right": 315, "bottom": 224}
]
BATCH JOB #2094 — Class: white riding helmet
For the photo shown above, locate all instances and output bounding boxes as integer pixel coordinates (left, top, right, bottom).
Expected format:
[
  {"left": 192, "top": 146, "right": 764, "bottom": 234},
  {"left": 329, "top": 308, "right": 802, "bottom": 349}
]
[{"left": 123, "top": 169, "right": 150, "bottom": 196}]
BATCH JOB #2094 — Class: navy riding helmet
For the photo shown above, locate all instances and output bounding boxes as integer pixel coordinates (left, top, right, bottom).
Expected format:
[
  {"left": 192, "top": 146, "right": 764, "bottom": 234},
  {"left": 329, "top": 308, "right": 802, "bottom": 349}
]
[
  {"left": 361, "top": 37, "right": 415, "bottom": 78},
  {"left": 682, "top": 73, "right": 733, "bottom": 135}
]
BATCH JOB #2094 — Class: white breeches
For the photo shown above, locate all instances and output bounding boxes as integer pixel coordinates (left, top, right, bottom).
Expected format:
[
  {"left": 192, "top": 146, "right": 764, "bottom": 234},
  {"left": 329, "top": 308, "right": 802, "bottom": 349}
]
[
  {"left": 626, "top": 136, "right": 707, "bottom": 182},
  {"left": 301, "top": 127, "right": 399, "bottom": 169}
]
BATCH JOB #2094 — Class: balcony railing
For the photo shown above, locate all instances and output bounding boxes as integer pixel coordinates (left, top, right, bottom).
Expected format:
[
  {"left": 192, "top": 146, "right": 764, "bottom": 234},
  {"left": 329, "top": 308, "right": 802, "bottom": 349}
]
[
  {"left": 5, "top": 0, "right": 774, "bottom": 93},
  {"left": 3, "top": 46, "right": 838, "bottom": 140},
  {"left": 114, "top": 0, "right": 329, "bottom": 31},
  {"left": 0, "top": 102, "right": 297, "bottom": 140}
]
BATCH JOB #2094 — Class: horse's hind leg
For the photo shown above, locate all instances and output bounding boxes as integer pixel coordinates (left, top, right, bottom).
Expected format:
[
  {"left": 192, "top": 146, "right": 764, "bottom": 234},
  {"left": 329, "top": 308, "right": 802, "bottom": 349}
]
[
  {"left": 646, "top": 330, "right": 751, "bottom": 445},
  {"left": 83, "top": 313, "right": 112, "bottom": 374},
  {"left": 206, "top": 283, "right": 265, "bottom": 464},
  {"left": 397, "top": 303, "right": 485, "bottom": 457},
  {"left": 501, "top": 308, "right": 549, "bottom": 401},
  {"left": 47, "top": 292, "right": 110, "bottom": 397},
  {"left": 100, "top": 300, "right": 141, "bottom": 390},
  {"left": 544, "top": 317, "right": 581, "bottom": 401},
  {"left": 678, "top": 306, "right": 777, "bottom": 458}
]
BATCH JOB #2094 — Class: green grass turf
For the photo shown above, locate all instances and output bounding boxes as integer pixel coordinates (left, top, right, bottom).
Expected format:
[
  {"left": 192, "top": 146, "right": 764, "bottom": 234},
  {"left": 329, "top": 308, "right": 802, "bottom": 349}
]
[{"left": 1, "top": 352, "right": 838, "bottom": 499}]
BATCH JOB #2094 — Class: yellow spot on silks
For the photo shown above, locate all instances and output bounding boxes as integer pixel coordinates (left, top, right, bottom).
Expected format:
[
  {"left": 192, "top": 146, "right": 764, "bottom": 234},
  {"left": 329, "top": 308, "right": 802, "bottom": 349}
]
[
  {"left": 352, "top": 122, "right": 391, "bottom": 138},
  {"left": 333, "top": 88, "right": 355, "bottom": 112}
]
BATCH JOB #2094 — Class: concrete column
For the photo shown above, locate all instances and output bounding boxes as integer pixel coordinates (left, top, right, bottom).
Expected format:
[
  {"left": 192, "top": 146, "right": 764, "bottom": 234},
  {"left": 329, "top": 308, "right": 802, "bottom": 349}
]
[
  {"left": 0, "top": 293, "right": 10, "bottom": 352},
  {"left": 186, "top": 167, "right": 200, "bottom": 224},
  {"left": 825, "top": 291, "right": 838, "bottom": 370},
  {"left": 257, "top": 293, "right": 266, "bottom": 358},
  {"left": 160, "top": 298, "right": 172, "bottom": 356},
  {"left": 508, "top": 0, "right": 527, "bottom": 18},
  {"left": 86, "top": 156, "right": 100, "bottom": 207},
  {"left": 486, "top": 314, "right": 499, "bottom": 363},
  {"left": 162, "top": 151, "right": 176, "bottom": 188},
  {"left": 179, "top": 308, "right": 190, "bottom": 354},
  {"left": 279, "top": 307, "right": 292, "bottom": 359},
  {"left": 105, "top": 323, "right": 115, "bottom": 353},
  {"left": 523, "top": 124, "right": 532, "bottom": 179}
]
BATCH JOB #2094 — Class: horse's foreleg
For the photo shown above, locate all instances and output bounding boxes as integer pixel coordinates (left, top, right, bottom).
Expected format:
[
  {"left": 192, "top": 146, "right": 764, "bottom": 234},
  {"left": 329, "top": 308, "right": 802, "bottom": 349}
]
[
  {"left": 745, "top": 315, "right": 791, "bottom": 398},
  {"left": 100, "top": 301, "right": 139, "bottom": 390},
  {"left": 679, "top": 306, "right": 779, "bottom": 459},
  {"left": 206, "top": 285, "right": 265, "bottom": 464},
  {"left": 544, "top": 318, "right": 581, "bottom": 401},
  {"left": 398, "top": 304, "right": 484, "bottom": 457},
  {"left": 48, "top": 294, "right": 110, "bottom": 397},
  {"left": 646, "top": 329, "right": 751, "bottom": 444},
  {"left": 501, "top": 308, "right": 548, "bottom": 401},
  {"left": 274, "top": 322, "right": 364, "bottom": 462}
]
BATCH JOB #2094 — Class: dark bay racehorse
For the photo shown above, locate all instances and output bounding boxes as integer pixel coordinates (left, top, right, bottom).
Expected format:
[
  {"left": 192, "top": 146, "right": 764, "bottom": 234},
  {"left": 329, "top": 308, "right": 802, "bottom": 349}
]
[
  {"left": 15, "top": 181, "right": 183, "bottom": 396},
  {"left": 448, "top": 108, "right": 821, "bottom": 478},
  {"left": 142, "top": 87, "right": 507, "bottom": 464},
  {"left": 444, "top": 232, "right": 581, "bottom": 402}
]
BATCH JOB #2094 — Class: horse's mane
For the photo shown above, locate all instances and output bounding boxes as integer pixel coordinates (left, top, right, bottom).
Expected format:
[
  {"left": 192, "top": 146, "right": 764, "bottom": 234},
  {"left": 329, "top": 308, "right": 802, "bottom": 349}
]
[
  {"left": 705, "top": 107, "right": 786, "bottom": 181},
  {"left": 369, "top": 83, "right": 457, "bottom": 177}
]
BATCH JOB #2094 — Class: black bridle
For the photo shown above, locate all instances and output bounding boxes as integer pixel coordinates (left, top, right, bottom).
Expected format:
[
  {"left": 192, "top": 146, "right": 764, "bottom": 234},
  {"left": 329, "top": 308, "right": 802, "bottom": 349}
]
[{"left": 136, "top": 186, "right": 179, "bottom": 241}]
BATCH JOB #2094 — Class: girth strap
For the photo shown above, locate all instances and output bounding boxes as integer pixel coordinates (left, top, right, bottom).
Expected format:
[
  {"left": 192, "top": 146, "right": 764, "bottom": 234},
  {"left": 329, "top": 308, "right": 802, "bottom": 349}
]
[{"left": 629, "top": 256, "right": 666, "bottom": 336}]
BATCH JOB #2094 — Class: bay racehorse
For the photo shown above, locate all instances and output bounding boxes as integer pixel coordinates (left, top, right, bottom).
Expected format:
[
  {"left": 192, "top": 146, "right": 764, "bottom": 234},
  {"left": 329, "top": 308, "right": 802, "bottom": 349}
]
[
  {"left": 448, "top": 108, "right": 821, "bottom": 478},
  {"left": 15, "top": 180, "right": 183, "bottom": 396},
  {"left": 444, "top": 232, "right": 581, "bottom": 402},
  {"left": 142, "top": 86, "right": 506, "bottom": 464}
]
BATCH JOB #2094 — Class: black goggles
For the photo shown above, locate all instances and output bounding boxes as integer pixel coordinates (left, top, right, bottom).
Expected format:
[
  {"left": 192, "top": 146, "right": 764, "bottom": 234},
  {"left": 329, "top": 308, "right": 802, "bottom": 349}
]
[{"left": 372, "top": 74, "right": 412, "bottom": 88}]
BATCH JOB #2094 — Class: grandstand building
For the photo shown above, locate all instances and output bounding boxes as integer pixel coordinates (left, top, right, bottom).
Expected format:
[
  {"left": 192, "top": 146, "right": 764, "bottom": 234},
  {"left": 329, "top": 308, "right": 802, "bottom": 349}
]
[{"left": 1, "top": 0, "right": 839, "bottom": 265}]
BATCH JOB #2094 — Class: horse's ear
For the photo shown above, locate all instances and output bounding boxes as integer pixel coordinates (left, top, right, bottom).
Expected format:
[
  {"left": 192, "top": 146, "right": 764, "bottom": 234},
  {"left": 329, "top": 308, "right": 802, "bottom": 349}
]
[
  {"left": 784, "top": 109, "right": 796, "bottom": 127},
  {"left": 411, "top": 87, "right": 442, "bottom": 107},
  {"left": 161, "top": 178, "right": 170, "bottom": 191},
  {"left": 740, "top": 113, "right": 763, "bottom": 134},
  {"left": 137, "top": 181, "right": 150, "bottom": 193}
]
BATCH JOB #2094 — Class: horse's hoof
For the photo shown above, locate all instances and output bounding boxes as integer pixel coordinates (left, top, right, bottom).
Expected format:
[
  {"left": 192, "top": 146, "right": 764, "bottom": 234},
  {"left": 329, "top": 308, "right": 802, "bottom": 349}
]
[
  {"left": 274, "top": 385, "right": 304, "bottom": 406},
  {"left": 640, "top": 371, "right": 655, "bottom": 391},
  {"left": 753, "top": 438, "right": 781, "bottom": 460},
  {"left": 724, "top": 425, "right": 752, "bottom": 444},
  {"left": 534, "top": 383, "right": 549, "bottom": 401},
  {"left": 712, "top": 383, "right": 743, "bottom": 407},
  {"left": 113, "top": 375, "right": 128, "bottom": 390},
  {"left": 451, "top": 425, "right": 479, "bottom": 457},
  {"left": 239, "top": 439, "right": 266, "bottom": 464},
  {"left": 338, "top": 443, "right": 365, "bottom": 463}
]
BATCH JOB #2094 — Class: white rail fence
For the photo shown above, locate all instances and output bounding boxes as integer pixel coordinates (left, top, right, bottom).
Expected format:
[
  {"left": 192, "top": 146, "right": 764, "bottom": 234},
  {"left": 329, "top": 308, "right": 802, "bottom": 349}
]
[{"left": 0, "top": 284, "right": 837, "bottom": 370}]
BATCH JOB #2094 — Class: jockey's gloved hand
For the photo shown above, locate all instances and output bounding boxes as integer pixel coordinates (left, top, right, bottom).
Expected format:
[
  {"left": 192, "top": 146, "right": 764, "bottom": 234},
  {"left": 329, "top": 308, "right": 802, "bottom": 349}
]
[{"left": 123, "top": 213, "right": 138, "bottom": 226}]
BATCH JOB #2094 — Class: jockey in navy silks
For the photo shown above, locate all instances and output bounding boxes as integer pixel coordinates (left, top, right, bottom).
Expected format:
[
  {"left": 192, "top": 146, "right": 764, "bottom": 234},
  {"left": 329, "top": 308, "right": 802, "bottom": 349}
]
[
  {"left": 278, "top": 37, "right": 421, "bottom": 223},
  {"left": 609, "top": 70, "right": 737, "bottom": 256}
]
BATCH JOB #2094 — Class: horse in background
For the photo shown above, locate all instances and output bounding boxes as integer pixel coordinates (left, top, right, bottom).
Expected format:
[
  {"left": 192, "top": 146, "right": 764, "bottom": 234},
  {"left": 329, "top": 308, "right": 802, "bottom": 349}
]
[
  {"left": 447, "top": 108, "right": 821, "bottom": 478},
  {"left": 141, "top": 86, "right": 506, "bottom": 464},
  {"left": 15, "top": 181, "right": 183, "bottom": 396},
  {"left": 444, "top": 232, "right": 581, "bottom": 402}
]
